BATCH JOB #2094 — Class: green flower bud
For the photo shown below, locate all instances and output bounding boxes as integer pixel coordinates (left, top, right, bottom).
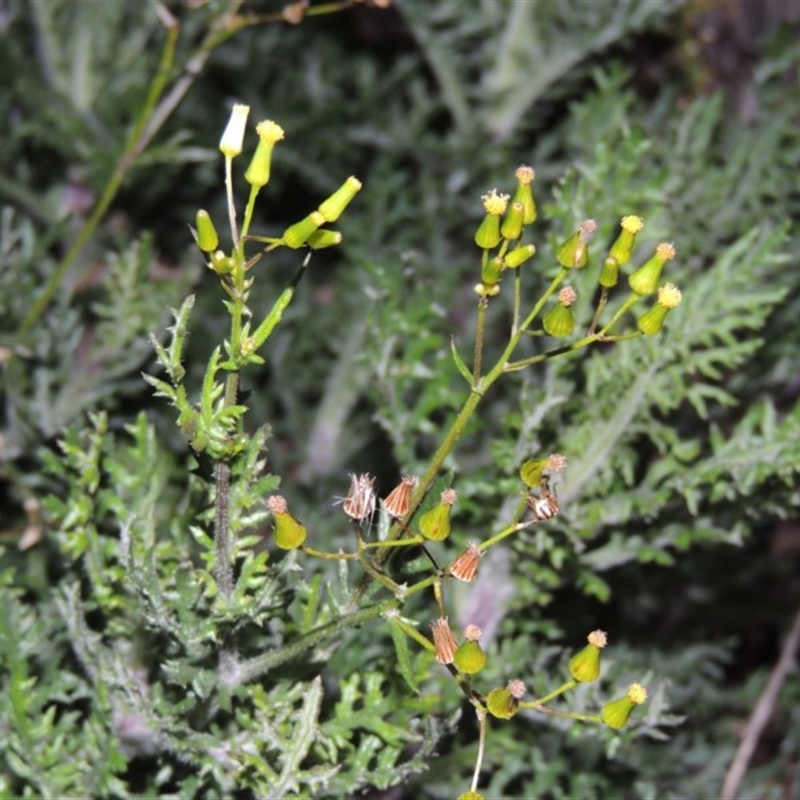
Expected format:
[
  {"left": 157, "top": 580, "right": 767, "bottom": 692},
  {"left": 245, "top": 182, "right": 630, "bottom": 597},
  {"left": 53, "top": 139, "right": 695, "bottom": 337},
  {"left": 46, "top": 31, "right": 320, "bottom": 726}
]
[
  {"left": 500, "top": 200, "right": 525, "bottom": 241},
  {"left": 512, "top": 165, "right": 537, "bottom": 223},
  {"left": 474, "top": 282, "right": 501, "bottom": 298},
  {"left": 568, "top": 630, "right": 607, "bottom": 682},
  {"left": 209, "top": 250, "right": 234, "bottom": 275},
  {"left": 599, "top": 256, "right": 619, "bottom": 288},
  {"left": 543, "top": 286, "right": 577, "bottom": 337},
  {"left": 318, "top": 176, "right": 362, "bottom": 223},
  {"left": 267, "top": 495, "right": 307, "bottom": 550},
  {"left": 608, "top": 215, "right": 644, "bottom": 266},
  {"left": 307, "top": 229, "right": 343, "bottom": 250},
  {"left": 628, "top": 242, "right": 676, "bottom": 296},
  {"left": 219, "top": 103, "right": 249, "bottom": 158},
  {"left": 195, "top": 209, "right": 219, "bottom": 252},
  {"left": 486, "top": 687, "right": 517, "bottom": 720},
  {"left": 481, "top": 256, "right": 504, "bottom": 286},
  {"left": 454, "top": 640, "right": 486, "bottom": 675},
  {"left": 245, "top": 120, "right": 284, "bottom": 188},
  {"left": 504, "top": 243, "right": 536, "bottom": 269},
  {"left": 419, "top": 489, "right": 457, "bottom": 541},
  {"left": 637, "top": 282, "right": 682, "bottom": 334},
  {"left": 282, "top": 211, "right": 326, "bottom": 249},
  {"left": 601, "top": 683, "right": 647, "bottom": 730},
  {"left": 474, "top": 214, "right": 501, "bottom": 250},
  {"left": 555, "top": 220, "right": 597, "bottom": 268}
]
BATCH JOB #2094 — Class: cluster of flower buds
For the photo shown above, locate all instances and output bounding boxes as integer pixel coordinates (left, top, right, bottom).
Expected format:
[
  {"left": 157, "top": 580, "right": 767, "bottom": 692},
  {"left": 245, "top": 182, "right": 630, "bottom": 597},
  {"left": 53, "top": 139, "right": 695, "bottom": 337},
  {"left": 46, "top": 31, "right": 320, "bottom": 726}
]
[{"left": 473, "top": 166, "right": 538, "bottom": 296}]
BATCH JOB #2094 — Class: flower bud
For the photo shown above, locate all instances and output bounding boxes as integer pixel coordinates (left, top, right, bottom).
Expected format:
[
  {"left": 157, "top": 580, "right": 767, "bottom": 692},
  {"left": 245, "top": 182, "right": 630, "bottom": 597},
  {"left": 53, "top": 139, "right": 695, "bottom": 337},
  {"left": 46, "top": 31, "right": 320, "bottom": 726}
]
[
  {"left": 457, "top": 791, "right": 484, "bottom": 800},
  {"left": 504, "top": 243, "right": 536, "bottom": 269},
  {"left": 500, "top": 200, "right": 525, "bottom": 241},
  {"left": 219, "top": 103, "right": 250, "bottom": 158},
  {"left": 306, "top": 229, "right": 342, "bottom": 250},
  {"left": 195, "top": 209, "right": 219, "bottom": 252},
  {"left": 245, "top": 120, "right": 285, "bottom": 188},
  {"left": 282, "top": 211, "right": 326, "bottom": 249},
  {"left": 637, "top": 282, "right": 682, "bottom": 335},
  {"left": 474, "top": 282, "right": 501, "bottom": 298},
  {"left": 555, "top": 220, "right": 597, "bottom": 268},
  {"left": 481, "top": 256, "right": 504, "bottom": 286},
  {"left": 318, "top": 176, "right": 362, "bottom": 223},
  {"left": 568, "top": 629, "right": 607, "bottom": 682},
  {"left": 628, "top": 242, "right": 676, "bottom": 296},
  {"left": 454, "top": 625, "right": 486, "bottom": 674},
  {"left": 266, "top": 495, "right": 307, "bottom": 550},
  {"left": 209, "top": 250, "right": 234, "bottom": 275},
  {"left": 599, "top": 256, "right": 619, "bottom": 288},
  {"left": 543, "top": 286, "right": 577, "bottom": 337},
  {"left": 608, "top": 215, "right": 644, "bottom": 266},
  {"left": 512, "top": 165, "right": 537, "bottom": 223},
  {"left": 486, "top": 687, "right": 518, "bottom": 720},
  {"left": 601, "top": 683, "right": 647, "bottom": 730},
  {"left": 418, "top": 489, "right": 457, "bottom": 541}
]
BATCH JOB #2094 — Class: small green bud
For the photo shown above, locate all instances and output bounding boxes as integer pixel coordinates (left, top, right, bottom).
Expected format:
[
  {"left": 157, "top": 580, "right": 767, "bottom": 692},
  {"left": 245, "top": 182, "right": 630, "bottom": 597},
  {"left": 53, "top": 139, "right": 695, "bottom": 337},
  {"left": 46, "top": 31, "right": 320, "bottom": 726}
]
[
  {"left": 500, "top": 200, "right": 525, "bottom": 241},
  {"left": 601, "top": 683, "right": 647, "bottom": 730},
  {"left": 282, "top": 211, "right": 326, "bottom": 249},
  {"left": 245, "top": 120, "right": 284, "bottom": 188},
  {"left": 418, "top": 489, "right": 457, "bottom": 541},
  {"left": 486, "top": 687, "right": 517, "bottom": 720},
  {"left": 599, "top": 256, "right": 619, "bottom": 288},
  {"left": 628, "top": 242, "right": 676, "bottom": 296},
  {"left": 195, "top": 209, "right": 219, "bottom": 252},
  {"left": 637, "top": 282, "right": 682, "bottom": 334},
  {"left": 306, "top": 229, "right": 343, "bottom": 250},
  {"left": 318, "top": 176, "right": 362, "bottom": 223},
  {"left": 608, "top": 215, "right": 644, "bottom": 266},
  {"left": 219, "top": 103, "right": 249, "bottom": 158},
  {"left": 568, "top": 629, "right": 607, "bottom": 682},
  {"left": 267, "top": 495, "right": 307, "bottom": 550},
  {"left": 454, "top": 632, "right": 486, "bottom": 675},
  {"left": 481, "top": 256, "right": 504, "bottom": 286},
  {"left": 209, "top": 250, "right": 234, "bottom": 275},
  {"left": 543, "top": 286, "right": 576, "bottom": 337},
  {"left": 504, "top": 243, "right": 536, "bottom": 269},
  {"left": 512, "top": 165, "right": 537, "bottom": 223},
  {"left": 474, "top": 282, "right": 501, "bottom": 298},
  {"left": 555, "top": 220, "right": 597, "bottom": 268}
]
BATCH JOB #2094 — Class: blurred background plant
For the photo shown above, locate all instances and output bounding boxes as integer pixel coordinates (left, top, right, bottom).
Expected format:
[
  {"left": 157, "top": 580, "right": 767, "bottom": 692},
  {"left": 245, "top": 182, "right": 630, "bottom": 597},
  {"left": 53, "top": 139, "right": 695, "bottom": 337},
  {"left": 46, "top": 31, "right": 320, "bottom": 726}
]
[{"left": 1, "top": 0, "right": 800, "bottom": 797}]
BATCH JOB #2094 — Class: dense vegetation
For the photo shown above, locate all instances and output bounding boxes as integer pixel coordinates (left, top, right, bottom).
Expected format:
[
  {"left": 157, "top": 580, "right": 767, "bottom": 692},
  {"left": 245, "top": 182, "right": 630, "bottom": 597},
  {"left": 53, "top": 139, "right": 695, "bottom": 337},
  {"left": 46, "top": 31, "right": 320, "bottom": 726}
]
[{"left": 1, "top": 1, "right": 799, "bottom": 797}]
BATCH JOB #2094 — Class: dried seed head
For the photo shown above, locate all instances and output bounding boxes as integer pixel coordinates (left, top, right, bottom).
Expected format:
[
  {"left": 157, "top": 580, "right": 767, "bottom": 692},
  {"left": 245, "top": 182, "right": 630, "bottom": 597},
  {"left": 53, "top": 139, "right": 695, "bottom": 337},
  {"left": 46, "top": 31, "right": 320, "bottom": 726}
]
[
  {"left": 447, "top": 543, "right": 482, "bottom": 582},
  {"left": 382, "top": 475, "right": 418, "bottom": 519},
  {"left": 527, "top": 492, "right": 559, "bottom": 520},
  {"left": 430, "top": 617, "right": 458, "bottom": 664},
  {"left": 342, "top": 473, "right": 376, "bottom": 522}
]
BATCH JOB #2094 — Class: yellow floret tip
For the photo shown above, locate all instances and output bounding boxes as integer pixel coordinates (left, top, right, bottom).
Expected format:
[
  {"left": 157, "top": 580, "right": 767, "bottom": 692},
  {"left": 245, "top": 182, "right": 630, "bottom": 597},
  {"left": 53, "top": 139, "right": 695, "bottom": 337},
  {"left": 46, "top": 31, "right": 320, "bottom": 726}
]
[
  {"left": 256, "top": 119, "right": 285, "bottom": 144},
  {"left": 628, "top": 683, "right": 647, "bottom": 704},
  {"left": 656, "top": 241, "right": 676, "bottom": 261},
  {"left": 620, "top": 215, "right": 644, "bottom": 233},
  {"left": 658, "top": 283, "right": 682, "bottom": 309},
  {"left": 481, "top": 189, "right": 510, "bottom": 216}
]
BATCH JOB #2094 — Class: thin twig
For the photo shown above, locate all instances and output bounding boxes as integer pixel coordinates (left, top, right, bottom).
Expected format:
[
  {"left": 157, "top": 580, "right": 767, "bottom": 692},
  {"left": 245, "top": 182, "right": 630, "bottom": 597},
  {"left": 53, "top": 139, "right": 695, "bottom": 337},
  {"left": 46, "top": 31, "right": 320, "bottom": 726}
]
[{"left": 720, "top": 600, "right": 800, "bottom": 800}]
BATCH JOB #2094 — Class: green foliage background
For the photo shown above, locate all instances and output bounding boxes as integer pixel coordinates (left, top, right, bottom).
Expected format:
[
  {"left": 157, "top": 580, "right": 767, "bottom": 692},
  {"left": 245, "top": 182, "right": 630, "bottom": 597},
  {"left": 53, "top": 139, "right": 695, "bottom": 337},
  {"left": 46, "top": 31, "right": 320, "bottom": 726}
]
[{"left": 2, "top": 0, "right": 800, "bottom": 797}]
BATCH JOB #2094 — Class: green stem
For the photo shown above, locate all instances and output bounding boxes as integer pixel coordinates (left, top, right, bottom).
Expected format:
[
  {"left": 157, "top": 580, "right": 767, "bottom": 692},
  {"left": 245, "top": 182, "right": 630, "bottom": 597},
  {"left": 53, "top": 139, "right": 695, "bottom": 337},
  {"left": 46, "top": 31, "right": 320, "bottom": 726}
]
[
  {"left": 473, "top": 296, "right": 488, "bottom": 383},
  {"left": 531, "top": 679, "right": 577, "bottom": 705},
  {"left": 390, "top": 616, "right": 436, "bottom": 655},
  {"left": 231, "top": 599, "right": 398, "bottom": 686}
]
